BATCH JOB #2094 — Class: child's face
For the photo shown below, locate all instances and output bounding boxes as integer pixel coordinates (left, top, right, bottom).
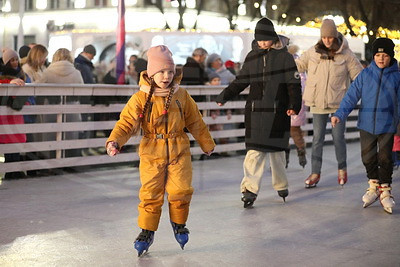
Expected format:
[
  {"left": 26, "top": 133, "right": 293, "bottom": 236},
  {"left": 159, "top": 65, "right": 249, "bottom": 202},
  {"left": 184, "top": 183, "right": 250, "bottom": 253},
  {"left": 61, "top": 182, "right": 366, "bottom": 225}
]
[
  {"left": 153, "top": 69, "right": 174, "bottom": 89},
  {"left": 9, "top": 57, "right": 19, "bottom": 69},
  {"left": 257, "top": 40, "right": 274, "bottom": 50},
  {"left": 210, "top": 77, "right": 221, "bottom": 85},
  {"left": 374, "top": 52, "right": 391, "bottom": 69}
]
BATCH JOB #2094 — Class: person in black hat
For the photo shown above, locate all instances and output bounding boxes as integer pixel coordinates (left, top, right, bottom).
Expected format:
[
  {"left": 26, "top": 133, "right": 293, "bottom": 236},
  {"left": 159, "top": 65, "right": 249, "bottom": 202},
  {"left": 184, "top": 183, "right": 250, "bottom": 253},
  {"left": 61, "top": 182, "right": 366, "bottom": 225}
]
[
  {"left": 181, "top": 47, "right": 208, "bottom": 86},
  {"left": 74, "top": 44, "right": 98, "bottom": 155},
  {"left": 331, "top": 37, "right": 399, "bottom": 214},
  {"left": 216, "top": 17, "right": 302, "bottom": 207},
  {"left": 74, "top": 44, "right": 97, "bottom": 84},
  {"left": 18, "top": 45, "right": 31, "bottom": 65}
]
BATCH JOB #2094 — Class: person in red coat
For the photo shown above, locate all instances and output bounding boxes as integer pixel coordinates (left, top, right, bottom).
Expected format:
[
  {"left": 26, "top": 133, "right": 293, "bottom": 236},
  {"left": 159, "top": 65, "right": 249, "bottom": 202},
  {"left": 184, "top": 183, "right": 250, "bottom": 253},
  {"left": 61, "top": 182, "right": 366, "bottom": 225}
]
[{"left": 0, "top": 76, "right": 26, "bottom": 179}]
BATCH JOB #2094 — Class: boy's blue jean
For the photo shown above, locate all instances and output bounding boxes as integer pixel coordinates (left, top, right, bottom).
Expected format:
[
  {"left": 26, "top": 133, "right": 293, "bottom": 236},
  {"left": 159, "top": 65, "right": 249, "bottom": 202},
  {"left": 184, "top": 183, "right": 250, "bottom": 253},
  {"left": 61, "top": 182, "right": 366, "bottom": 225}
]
[{"left": 311, "top": 113, "right": 347, "bottom": 174}]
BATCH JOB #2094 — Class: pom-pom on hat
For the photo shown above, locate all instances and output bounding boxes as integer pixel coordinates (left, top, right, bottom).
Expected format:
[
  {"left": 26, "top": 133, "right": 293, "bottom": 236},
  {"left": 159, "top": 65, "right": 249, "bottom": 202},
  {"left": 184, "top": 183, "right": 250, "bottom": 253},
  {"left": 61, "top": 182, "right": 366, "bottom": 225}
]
[
  {"left": 146, "top": 45, "right": 175, "bottom": 77},
  {"left": 320, "top": 19, "right": 338, "bottom": 38},
  {"left": 83, "top": 44, "right": 96, "bottom": 56},
  {"left": 2, "top": 48, "right": 19, "bottom": 65},
  {"left": 372, "top": 38, "right": 395, "bottom": 59},
  {"left": 254, "top": 17, "right": 278, "bottom": 41}
]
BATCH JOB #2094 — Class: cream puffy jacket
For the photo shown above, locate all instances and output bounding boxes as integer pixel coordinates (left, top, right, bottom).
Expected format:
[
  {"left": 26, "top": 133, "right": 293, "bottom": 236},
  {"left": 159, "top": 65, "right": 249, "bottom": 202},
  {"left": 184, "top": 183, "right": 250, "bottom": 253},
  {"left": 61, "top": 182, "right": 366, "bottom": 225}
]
[
  {"left": 295, "top": 36, "right": 362, "bottom": 110},
  {"left": 36, "top": 60, "right": 83, "bottom": 84}
]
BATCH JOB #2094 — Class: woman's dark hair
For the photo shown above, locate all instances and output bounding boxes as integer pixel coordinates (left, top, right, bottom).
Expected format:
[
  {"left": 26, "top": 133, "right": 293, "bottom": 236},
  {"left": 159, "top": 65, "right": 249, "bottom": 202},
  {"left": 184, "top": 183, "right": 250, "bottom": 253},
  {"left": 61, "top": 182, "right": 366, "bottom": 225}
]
[{"left": 2, "top": 61, "right": 25, "bottom": 80}]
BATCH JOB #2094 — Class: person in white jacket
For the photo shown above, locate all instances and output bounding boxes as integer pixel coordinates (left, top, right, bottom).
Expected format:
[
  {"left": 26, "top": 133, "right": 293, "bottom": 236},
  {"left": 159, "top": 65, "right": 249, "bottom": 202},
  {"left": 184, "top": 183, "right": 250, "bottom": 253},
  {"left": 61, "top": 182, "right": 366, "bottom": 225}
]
[
  {"left": 295, "top": 19, "right": 363, "bottom": 188},
  {"left": 36, "top": 48, "right": 84, "bottom": 158}
]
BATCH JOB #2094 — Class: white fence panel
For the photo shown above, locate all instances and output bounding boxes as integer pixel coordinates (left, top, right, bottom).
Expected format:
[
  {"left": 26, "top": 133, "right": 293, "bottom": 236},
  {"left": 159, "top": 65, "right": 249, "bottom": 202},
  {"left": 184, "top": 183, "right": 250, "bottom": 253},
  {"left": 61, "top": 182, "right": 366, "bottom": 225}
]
[{"left": 0, "top": 84, "right": 359, "bottom": 174}]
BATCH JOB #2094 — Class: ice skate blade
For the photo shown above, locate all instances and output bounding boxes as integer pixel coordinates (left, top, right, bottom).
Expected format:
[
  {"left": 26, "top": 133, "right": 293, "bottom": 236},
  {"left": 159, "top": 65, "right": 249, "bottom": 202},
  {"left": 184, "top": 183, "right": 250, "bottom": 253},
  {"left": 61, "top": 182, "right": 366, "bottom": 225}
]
[
  {"left": 137, "top": 250, "right": 148, "bottom": 257},
  {"left": 305, "top": 184, "right": 317, "bottom": 189},
  {"left": 363, "top": 198, "right": 378, "bottom": 208},
  {"left": 134, "top": 242, "right": 150, "bottom": 257},
  {"left": 282, "top": 197, "right": 286, "bottom": 203},
  {"left": 383, "top": 207, "right": 393, "bottom": 214},
  {"left": 243, "top": 201, "right": 254, "bottom": 208}
]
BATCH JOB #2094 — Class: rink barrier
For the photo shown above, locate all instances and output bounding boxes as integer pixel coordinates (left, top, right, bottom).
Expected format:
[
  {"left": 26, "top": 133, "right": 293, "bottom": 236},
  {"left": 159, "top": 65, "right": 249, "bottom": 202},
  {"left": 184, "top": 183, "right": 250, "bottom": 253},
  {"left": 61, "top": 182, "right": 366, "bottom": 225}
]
[{"left": 0, "top": 84, "right": 359, "bottom": 173}]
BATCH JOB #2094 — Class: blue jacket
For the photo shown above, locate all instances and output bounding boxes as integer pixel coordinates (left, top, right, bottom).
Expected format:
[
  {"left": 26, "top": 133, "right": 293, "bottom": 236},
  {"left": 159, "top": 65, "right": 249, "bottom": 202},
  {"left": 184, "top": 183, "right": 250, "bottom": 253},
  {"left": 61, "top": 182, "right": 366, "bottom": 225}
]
[
  {"left": 334, "top": 59, "right": 400, "bottom": 134},
  {"left": 74, "top": 54, "right": 95, "bottom": 84}
]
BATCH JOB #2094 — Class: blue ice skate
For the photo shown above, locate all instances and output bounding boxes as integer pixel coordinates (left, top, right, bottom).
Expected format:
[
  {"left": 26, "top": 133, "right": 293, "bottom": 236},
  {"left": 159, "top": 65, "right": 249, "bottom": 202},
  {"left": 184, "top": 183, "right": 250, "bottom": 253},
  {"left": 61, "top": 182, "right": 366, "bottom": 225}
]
[
  {"left": 171, "top": 221, "right": 189, "bottom": 249},
  {"left": 134, "top": 229, "right": 154, "bottom": 256}
]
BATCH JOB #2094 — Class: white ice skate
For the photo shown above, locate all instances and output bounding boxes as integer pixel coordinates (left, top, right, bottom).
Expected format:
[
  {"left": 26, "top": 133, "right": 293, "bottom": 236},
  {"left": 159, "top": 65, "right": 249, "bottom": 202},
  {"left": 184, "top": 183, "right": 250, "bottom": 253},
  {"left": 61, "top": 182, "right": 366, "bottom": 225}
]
[
  {"left": 379, "top": 184, "right": 395, "bottom": 214},
  {"left": 362, "top": 179, "right": 379, "bottom": 208}
]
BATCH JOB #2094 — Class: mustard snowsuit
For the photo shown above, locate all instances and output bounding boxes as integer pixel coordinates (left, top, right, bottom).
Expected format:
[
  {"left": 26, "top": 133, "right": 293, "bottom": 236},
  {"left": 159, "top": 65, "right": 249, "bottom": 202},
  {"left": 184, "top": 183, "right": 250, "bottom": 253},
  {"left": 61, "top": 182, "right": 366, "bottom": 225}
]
[{"left": 107, "top": 72, "right": 215, "bottom": 231}]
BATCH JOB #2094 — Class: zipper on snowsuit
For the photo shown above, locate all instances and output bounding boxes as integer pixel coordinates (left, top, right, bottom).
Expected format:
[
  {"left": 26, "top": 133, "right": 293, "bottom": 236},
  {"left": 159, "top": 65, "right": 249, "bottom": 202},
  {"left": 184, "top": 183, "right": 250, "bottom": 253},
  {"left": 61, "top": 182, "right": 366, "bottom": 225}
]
[
  {"left": 164, "top": 99, "right": 170, "bottom": 164},
  {"left": 262, "top": 53, "right": 267, "bottom": 98}
]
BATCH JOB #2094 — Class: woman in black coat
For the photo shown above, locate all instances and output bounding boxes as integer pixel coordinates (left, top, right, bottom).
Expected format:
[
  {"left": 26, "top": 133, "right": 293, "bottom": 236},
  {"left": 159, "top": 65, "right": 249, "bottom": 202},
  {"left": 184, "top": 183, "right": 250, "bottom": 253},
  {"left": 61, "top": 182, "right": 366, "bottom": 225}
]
[{"left": 216, "top": 17, "right": 301, "bottom": 208}]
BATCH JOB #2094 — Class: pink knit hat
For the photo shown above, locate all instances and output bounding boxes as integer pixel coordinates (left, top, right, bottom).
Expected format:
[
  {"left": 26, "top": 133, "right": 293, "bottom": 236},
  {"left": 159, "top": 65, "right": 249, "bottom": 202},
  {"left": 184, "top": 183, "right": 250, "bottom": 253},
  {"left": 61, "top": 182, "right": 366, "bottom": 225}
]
[
  {"left": 146, "top": 45, "right": 175, "bottom": 77},
  {"left": 2, "top": 48, "right": 19, "bottom": 65}
]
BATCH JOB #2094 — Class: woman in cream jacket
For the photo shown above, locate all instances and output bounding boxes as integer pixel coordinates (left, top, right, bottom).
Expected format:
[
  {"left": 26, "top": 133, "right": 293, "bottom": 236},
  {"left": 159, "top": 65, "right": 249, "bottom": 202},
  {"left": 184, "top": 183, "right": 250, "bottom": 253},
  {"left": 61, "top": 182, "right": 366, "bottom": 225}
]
[{"left": 295, "top": 19, "right": 362, "bottom": 188}]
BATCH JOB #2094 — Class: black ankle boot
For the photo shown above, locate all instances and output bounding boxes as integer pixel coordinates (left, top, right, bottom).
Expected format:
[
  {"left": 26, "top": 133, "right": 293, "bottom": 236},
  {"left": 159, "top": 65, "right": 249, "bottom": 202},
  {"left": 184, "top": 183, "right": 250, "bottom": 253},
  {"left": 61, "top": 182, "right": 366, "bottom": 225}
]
[{"left": 297, "top": 148, "right": 307, "bottom": 168}]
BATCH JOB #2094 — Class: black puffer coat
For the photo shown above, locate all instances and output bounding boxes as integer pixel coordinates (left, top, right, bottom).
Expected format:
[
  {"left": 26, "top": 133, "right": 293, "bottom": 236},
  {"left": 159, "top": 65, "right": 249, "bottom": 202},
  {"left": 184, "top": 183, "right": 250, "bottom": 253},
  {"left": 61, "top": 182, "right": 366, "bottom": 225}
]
[
  {"left": 181, "top": 57, "right": 208, "bottom": 85},
  {"left": 216, "top": 37, "right": 302, "bottom": 152}
]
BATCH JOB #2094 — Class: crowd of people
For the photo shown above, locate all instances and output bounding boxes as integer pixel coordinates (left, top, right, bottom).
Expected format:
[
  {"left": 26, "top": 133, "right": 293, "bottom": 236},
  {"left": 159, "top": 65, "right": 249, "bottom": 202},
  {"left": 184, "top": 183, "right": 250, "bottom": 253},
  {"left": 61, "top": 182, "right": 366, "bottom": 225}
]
[{"left": 1, "top": 16, "right": 399, "bottom": 256}]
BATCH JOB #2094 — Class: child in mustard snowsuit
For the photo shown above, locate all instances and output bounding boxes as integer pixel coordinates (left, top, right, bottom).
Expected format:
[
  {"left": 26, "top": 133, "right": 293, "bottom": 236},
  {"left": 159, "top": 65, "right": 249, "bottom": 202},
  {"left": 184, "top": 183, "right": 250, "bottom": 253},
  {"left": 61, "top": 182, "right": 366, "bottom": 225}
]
[{"left": 106, "top": 45, "right": 215, "bottom": 255}]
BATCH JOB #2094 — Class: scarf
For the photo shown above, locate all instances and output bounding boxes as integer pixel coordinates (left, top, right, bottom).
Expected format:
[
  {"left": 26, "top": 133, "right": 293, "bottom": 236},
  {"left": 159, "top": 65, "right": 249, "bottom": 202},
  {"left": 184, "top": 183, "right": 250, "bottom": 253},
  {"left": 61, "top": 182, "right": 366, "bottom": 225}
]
[{"left": 140, "top": 83, "right": 180, "bottom": 97}]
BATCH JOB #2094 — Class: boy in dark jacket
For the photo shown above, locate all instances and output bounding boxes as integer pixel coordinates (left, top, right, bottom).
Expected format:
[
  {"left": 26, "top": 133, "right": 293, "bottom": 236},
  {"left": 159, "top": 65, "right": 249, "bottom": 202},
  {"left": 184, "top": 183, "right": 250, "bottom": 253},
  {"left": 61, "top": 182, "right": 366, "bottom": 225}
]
[
  {"left": 216, "top": 17, "right": 302, "bottom": 207},
  {"left": 331, "top": 38, "right": 400, "bottom": 214}
]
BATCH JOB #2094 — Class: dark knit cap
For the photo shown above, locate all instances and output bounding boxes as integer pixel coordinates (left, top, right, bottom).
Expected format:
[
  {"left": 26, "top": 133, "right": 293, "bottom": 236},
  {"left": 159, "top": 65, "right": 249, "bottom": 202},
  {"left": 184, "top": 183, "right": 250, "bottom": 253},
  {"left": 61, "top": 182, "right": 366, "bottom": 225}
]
[
  {"left": 83, "top": 44, "right": 97, "bottom": 56},
  {"left": 18, "top": 45, "right": 31, "bottom": 58},
  {"left": 254, "top": 17, "right": 278, "bottom": 41},
  {"left": 372, "top": 38, "right": 395, "bottom": 58},
  {"left": 208, "top": 72, "right": 220, "bottom": 81}
]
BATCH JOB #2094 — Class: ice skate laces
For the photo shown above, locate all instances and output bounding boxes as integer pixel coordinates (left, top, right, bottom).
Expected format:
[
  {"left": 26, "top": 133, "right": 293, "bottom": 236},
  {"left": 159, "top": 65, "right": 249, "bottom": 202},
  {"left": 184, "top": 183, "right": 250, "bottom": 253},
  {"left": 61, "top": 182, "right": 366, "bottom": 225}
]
[
  {"left": 136, "top": 230, "right": 153, "bottom": 242},
  {"left": 173, "top": 224, "right": 189, "bottom": 234},
  {"left": 379, "top": 186, "right": 394, "bottom": 201},
  {"left": 366, "top": 180, "right": 379, "bottom": 193}
]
